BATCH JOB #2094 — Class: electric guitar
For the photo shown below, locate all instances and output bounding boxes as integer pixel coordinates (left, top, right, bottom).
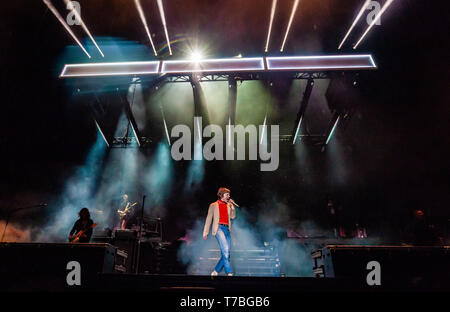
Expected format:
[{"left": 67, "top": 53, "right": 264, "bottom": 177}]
[
  {"left": 69, "top": 222, "right": 98, "bottom": 243},
  {"left": 117, "top": 202, "right": 137, "bottom": 218}
]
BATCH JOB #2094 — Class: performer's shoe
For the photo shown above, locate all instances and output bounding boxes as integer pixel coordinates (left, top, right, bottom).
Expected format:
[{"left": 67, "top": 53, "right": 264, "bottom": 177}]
[
  {"left": 211, "top": 270, "right": 218, "bottom": 276},
  {"left": 227, "top": 273, "right": 233, "bottom": 276}
]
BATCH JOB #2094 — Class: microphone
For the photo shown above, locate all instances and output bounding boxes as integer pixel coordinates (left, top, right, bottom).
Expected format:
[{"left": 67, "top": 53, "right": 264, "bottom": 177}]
[{"left": 229, "top": 199, "right": 239, "bottom": 207}]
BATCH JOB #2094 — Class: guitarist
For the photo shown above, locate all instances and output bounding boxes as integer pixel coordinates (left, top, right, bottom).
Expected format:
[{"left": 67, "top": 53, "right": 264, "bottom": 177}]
[
  {"left": 117, "top": 194, "right": 136, "bottom": 230},
  {"left": 69, "top": 208, "right": 94, "bottom": 243}
]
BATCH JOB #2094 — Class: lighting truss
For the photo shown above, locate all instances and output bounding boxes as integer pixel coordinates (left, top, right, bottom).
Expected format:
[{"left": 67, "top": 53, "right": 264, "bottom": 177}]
[{"left": 60, "top": 55, "right": 376, "bottom": 78}]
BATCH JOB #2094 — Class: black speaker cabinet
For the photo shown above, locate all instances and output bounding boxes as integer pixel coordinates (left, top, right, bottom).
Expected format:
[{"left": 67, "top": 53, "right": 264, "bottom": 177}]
[
  {"left": 312, "top": 245, "right": 450, "bottom": 290},
  {"left": 0, "top": 243, "right": 116, "bottom": 291}
]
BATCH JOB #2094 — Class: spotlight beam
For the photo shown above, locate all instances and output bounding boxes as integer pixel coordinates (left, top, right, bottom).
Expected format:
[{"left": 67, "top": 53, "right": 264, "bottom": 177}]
[
  {"left": 354, "top": 0, "right": 394, "bottom": 49},
  {"left": 134, "top": 0, "right": 158, "bottom": 56},
  {"left": 265, "top": 0, "right": 278, "bottom": 53},
  {"left": 42, "top": 0, "right": 91, "bottom": 58},
  {"left": 157, "top": 0, "right": 172, "bottom": 55},
  {"left": 64, "top": 0, "right": 104, "bottom": 57},
  {"left": 292, "top": 78, "right": 313, "bottom": 144},
  {"left": 338, "top": 0, "right": 371, "bottom": 50},
  {"left": 280, "top": 0, "right": 300, "bottom": 52}
]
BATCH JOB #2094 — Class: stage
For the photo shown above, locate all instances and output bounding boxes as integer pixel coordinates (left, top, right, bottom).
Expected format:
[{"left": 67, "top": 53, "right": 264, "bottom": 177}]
[
  {"left": 1, "top": 1, "right": 449, "bottom": 306},
  {"left": 1, "top": 242, "right": 449, "bottom": 293}
]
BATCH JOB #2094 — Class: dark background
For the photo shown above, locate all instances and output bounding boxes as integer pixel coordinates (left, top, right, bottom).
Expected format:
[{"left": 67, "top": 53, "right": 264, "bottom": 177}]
[{"left": 0, "top": 0, "right": 448, "bottom": 242}]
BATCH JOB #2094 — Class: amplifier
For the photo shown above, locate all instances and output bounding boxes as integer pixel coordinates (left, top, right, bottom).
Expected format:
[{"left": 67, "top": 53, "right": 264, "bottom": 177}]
[
  {"left": 114, "top": 229, "right": 138, "bottom": 239},
  {"left": 311, "top": 245, "right": 450, "bottom": 289},
  {"left": 0, "top": 243, "right": 116, "bottom": 291},
  {"left": 113, "top": 230, "right": 138, "bottom": 273}
]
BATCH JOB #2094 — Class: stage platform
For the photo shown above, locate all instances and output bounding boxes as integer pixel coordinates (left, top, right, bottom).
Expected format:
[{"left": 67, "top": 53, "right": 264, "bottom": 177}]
[{"left": 1, "top": 242, "right": 449, "bottom": 292}]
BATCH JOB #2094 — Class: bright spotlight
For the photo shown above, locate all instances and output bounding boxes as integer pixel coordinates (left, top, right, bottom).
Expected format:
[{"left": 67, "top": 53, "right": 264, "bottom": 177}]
[{"left": 189, "top": 50, "right": 204, "bottom": 62}]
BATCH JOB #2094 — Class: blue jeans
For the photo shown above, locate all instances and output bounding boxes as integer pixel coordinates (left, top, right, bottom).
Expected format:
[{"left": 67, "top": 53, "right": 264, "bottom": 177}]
[{"left": 214, "top": 224, "right": 232, "bottom": 274}]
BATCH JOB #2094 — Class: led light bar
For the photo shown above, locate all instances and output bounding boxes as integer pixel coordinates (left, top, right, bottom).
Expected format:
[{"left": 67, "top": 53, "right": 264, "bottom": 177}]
[
  {"left": 60, "top": 55, "right": 377, "bottom": 78},
  {"left": 60, "top": 61, "right": 160, "bottom": 77},
  {"left": 266, "top": 55, "right": 376, "bottom": 71},
  {"left": 161, "top": 57, "right": 265, "bottom": 74},
  {"left": 280, "top": 0, "right": 300, "bottom": 52}
]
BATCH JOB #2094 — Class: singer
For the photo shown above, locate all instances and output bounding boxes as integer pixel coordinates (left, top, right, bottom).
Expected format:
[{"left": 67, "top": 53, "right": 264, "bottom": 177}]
[{"left": 203, "top": 187, "right": 237, "bottom": 276}]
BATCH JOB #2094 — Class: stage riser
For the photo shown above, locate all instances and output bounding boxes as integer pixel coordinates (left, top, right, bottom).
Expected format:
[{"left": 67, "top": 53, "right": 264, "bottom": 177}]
[{"left": 194, "top": 249, "right": 281, "bottom": 276}]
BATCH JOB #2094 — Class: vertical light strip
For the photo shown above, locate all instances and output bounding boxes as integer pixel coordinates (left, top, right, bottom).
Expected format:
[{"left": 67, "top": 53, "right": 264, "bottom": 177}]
[
  {"left": 280, "top": 0, "right": 300, "bottom": 52},
  {"left": 354, "top": 0, "right": 394, "bottom": 49},
  {"left": 160, "top": 106, "right": 171, "bottom": 146},
  {"left": 197, "top": 117, "right": 202, "bottom": 142},
  {"left": 292, "top": 115, "right": 303, "bottom": 144},
  {"left": 157, "top": 0, "right": 172, "bottom": 55},
  {"left": 134, "top": 0, "right": 158, "bottom": 56},
  {"left": 260, "top": 115, "right": 267, "bottom": 145},
  {"left": 130, "top": 123, "right": 141, "bottom": 147},
  {"left": 326, "top": 116, "right": 340, "bottom": 145},
  {"left": 94, "top": 120, "right": 109, "bottom": 147},
  {"left": 338, "top": 0, "right": 371, "bottom": 50},
  {"left": 42, "top": 0, "right": 91, "bottom": 58},
  {"left": 64, "top": 0, "right": 104, "bottom": 57},
  {"left": 265, "top": 0, "right": 278, "bottom": 52},
  {"left": 228, "top": 117, "right": 232, "bottom": 146}
]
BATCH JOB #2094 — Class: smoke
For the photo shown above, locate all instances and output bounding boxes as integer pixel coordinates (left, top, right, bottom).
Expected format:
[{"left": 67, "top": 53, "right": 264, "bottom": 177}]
[
  {"left": 0, "top": 221, "right": 31, "bottom": 242},
  {"left": 33, "top": 140, "right": 176, "bottom": 241},
  {"left": 184, "top": 140, "right": 205, "bottom": 193},
  {"left": 177, "top": 200, "right": 323, "bottom": 277},
  {"left": 142, "top": 142, "right": 174, "bottom": 217},
  {"left": 34, "top": 132, "right": 108, "bottom": 242}
]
